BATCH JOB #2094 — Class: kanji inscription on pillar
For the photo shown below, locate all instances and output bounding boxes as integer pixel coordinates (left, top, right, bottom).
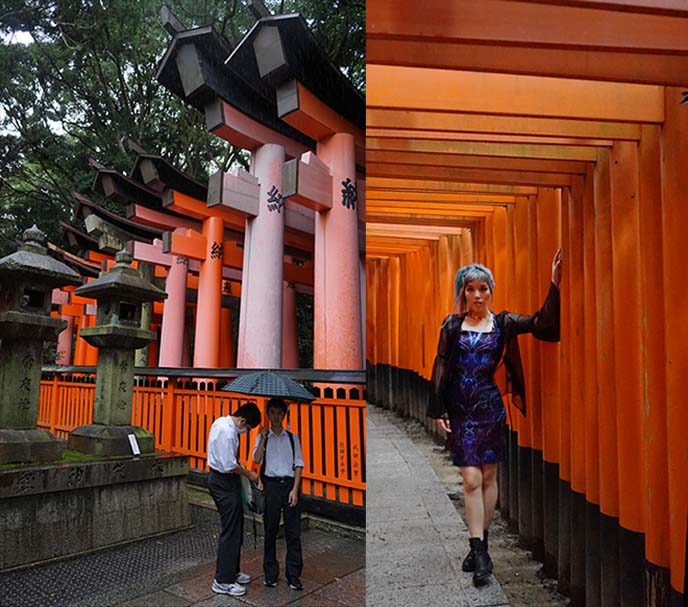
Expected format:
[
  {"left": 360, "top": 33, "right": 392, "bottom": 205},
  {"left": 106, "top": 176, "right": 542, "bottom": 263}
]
[
  {"left": 175, "top": 256, "right": 189, "bottom": 266},
  {"left": 210, "top": 241, "right": 223, "bottom": 259},
  {"left": 341, "top": 178, "right": 357, "bottom": 210},
  {"left": 267, "top": 185, "right": 284, "bottom": 213}
]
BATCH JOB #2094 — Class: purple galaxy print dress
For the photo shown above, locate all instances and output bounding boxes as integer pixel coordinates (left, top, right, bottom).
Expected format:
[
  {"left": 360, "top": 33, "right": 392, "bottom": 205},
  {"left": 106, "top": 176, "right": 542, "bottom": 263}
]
[{"left": 447, "top": 314, "right": 506, "bottom": 467}]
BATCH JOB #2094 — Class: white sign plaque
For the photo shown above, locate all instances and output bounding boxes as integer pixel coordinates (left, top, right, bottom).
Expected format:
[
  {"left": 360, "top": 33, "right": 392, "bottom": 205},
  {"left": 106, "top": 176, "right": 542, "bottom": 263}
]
[{"left": 128, "top": 433, "right": 141, "bottom": 456}]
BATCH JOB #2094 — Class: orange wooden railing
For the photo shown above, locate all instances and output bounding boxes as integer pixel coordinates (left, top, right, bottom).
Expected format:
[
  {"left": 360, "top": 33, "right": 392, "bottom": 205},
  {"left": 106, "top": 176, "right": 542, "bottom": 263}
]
[{"left": 38, "top": 370, "right": 366, "bottom": 508}]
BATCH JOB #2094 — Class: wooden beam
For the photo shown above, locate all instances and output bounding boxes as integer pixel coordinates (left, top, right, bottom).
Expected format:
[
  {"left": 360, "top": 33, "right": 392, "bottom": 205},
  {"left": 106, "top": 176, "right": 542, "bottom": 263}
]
[
  {"left": 367, "top": 0, "right": 688, "bottom": 52},
  {"left": 369, "top": 163, "right": 575, "bottom": 187},
  {"left": 368, "top": 191, "right": 519, "bottom": 204},
  {"left": 493, "top": 0, "right": 688, "bottom": 17},
  {"left": 367, "top": 109, "right": 642, "bottom": 140},
  {"left": 367, "top": 65, "right": 664, "bottom": 123},
  {"left": 368, "top": 39, "right": 688, "bottom": 87},
  {"left": 367, "top": 137, "right": 601, "bottom": 162},
  {"left": 367, "top": 149, "right": 589, "bottom": 174},
  {"left": 366, "top": 128, "right": 614, "bottom": 147},
  {"left": 367, "top": 177, "right": 538, "bottom": 194}
]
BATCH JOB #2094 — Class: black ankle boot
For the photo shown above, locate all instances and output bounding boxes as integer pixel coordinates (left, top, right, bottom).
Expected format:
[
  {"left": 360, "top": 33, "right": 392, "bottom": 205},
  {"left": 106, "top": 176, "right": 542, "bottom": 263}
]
[
  {"left": 483, "top": 529, "right": 493, "bottom": 572},
  {"left": 462, "top": 530, "right": 490, "bottom": 573},
  {"left": 469, "top": 537, "right": 491, "bottom": 586}
]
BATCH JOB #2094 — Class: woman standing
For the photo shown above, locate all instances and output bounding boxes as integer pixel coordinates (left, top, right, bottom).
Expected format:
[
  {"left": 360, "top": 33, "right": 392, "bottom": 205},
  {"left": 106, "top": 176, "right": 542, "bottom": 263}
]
[{"left": 428, "top": 250, "right": 562, "bottom": 586}]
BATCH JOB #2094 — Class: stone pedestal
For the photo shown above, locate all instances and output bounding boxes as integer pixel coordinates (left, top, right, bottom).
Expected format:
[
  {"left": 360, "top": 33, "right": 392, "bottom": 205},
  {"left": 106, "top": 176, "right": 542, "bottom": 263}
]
[{"left": 0, "top": 453, "right": 191, "bottom": 570}]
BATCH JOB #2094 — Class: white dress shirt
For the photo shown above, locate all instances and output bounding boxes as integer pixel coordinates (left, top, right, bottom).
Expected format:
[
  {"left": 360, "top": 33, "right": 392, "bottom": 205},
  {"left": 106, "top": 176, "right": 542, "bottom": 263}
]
[
  {"left": 207, "top": 416, "right": 240, "bottom": 473},
  {"left": 253, "top": 428, "right": 305, "bottom": 478}
]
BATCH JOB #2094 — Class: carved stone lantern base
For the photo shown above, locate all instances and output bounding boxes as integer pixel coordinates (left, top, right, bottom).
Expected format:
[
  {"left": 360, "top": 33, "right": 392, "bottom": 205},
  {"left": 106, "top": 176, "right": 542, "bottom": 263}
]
[
  {"left": 0, "top": 428, "right": 65, "bottom": 465},
  {"left": 68, "top": 424, "right": 154, "bottom": 457}
]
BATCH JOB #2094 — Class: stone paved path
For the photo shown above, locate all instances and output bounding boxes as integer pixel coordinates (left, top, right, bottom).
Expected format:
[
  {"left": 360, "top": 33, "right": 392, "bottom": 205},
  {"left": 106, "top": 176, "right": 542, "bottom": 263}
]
[
  {"left": 366, "top": 404, "right": 510, "bottom": 607},
  {"left": 0, "top": 504, "right": 364, "bottom": 607}
]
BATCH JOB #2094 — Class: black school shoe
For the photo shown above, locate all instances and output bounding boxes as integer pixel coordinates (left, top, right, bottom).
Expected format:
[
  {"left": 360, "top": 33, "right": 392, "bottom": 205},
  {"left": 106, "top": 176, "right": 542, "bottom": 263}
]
[
  {"left": 287, "top": 578, "right": 303, "bottom": 590},
  {"left": 263, "top": 578, "right": 277, "bottom": 588}
]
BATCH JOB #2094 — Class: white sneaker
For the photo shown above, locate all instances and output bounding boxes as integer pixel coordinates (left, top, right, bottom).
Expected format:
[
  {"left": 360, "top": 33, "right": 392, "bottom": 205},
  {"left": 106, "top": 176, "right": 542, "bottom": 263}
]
[
  {"left": 212, "top": 580, "right": 246, "bottom": 596},
  {"left": 236, "top": 571, "right": 252, "bottom": 585}
]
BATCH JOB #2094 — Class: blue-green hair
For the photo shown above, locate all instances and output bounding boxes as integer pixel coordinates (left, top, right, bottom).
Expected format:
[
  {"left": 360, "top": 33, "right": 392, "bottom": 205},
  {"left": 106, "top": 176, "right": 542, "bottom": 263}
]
[{"left": 454, "top": 264, "right": 495, "bottom": 313}]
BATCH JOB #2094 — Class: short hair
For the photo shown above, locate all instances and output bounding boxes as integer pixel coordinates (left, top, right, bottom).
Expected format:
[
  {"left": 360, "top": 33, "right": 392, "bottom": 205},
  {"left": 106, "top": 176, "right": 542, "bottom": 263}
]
[
  {"left": 454, "top": 263, "right": 496, "bottom": 314},
  {"left": 266, "top": 397, "right": 287, "bottom": 414},
  {"left": 234, "top": 402, "right": 261, "bottom": 428}
]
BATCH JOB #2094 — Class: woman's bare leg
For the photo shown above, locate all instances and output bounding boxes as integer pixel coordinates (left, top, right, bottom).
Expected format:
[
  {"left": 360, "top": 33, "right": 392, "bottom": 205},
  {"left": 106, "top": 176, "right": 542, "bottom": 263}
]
[
  {"left": 481, "top": 463, "right": 499, "bottom": 530},
  {"left": 460, "top": 466, "right": 485, "bottom": 538}
]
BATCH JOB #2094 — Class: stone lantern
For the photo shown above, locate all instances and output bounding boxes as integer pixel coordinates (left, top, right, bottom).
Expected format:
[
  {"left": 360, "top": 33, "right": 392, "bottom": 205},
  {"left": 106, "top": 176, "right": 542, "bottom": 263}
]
[
  {"left": 68, "top": 249, "right": 167, "bottom": 456},
  {"left": 0, "top": 225, "right": 82, "bottom": 464}
]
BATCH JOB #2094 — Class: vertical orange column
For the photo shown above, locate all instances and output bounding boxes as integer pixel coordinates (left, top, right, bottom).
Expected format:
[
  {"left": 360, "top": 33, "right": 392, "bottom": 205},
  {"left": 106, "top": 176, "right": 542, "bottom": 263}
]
[
  {"left": 315, "top": 133, "right": 362, "bottom": 369},
  {"left": 557, "top": 185, "right": 573, "bottom": 594},
  {"left": 492, "top": 207, "right": 508, "bottom": 312},
  {"left": 240, "top": 143, "right": 286, "bottom": 368},
  {"left": 366, "top": 261, "right": 378, "bottom": 369},
  {"left": 638, "top": 125, "right": 670, "bottom": 587},
  {"left": 572, "top": 172, "right": 593, "bottom": 606},
  {"left": 83, "top": 314, "right": 98, "bottom": 366},
  {"left": 193, "top": 215, "right": 224, "bottom": 368},
  {"left": 537, "top": 187, "right": 562, "bottom": 576},
  {"left": 56, "top": 316, "right": 75, "bottom": 365},
  {"left": 571, "top": 169, "right": 600, "bottom": 607},
  {"left": 594, "top": 148, "right": 618, "bottom": 607},
  {"left": 220, "top": 306, "right": 236, "bottom": 368},
  {"left": 661, "top": 87, "right": 688, "bottom": 598},
  {"left": 610, "top": 140, "right": 645, "bottom": 603}
]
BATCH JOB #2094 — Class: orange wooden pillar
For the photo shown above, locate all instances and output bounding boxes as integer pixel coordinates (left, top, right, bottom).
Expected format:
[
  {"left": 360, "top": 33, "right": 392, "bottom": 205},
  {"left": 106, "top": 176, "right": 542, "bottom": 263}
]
[
  {"left": 557, "top": 183, "right": 577, "bottom": 596},
  {"left": 315, "top": 133, "right": 362, "bottom": 370},
  {"left": 56, "top": 315, "right": 75, "bottom": 365},
  {"left": 376, "top": 258, "right": 391, "bottom": 408},
  {"left": 281, "top": 282, "right": 298, "bottom": 368},
  {"left": 609, "top": 140, "right": 646, "bottom": 604},
  {"left": 594, "top": 148, "right": 618, "bottom": 607},
  {"left": 661, "top": 87, "right": 688, "bottom": 602},
  {"left": 527, "top": 194, "right": 544, "bottom": 559},
  {"left": 239, "top": 144, "right": 286, "bottom": 368},
  {"left": 195, "top": 216, "right": 224, "bottom": 368},
  {"left": 638, "top": 123, "right": 670, "bottom": 601},
  {"left": 83, "top": 312, "right": 98, "bottom": 366},
  {"left": 219, "top": 306, "right": 236, "bottom": 368},
  {"left": 537, "top": 187, "right": 562, "bottom": 577},
  {"left": 512, "top": 196, "right": 534, "bottom": 544},
  {"left": 579, "top": 169, "right": 597, "bottom": 606}
]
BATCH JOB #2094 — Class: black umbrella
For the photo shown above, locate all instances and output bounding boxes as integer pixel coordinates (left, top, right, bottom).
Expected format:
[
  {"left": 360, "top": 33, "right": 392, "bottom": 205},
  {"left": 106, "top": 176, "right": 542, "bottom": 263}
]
[{"left": 222, "top": 371, "right": 315, "bottom": 402}]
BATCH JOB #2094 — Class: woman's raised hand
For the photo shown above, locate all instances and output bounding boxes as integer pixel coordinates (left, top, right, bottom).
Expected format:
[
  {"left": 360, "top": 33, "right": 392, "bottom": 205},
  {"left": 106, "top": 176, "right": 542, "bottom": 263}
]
[
  {"left": 437, "top": 418, "right": 451, "bottom": 433},
  {"left": 551, "top": 248, "right": 562, "bottom": 287}
]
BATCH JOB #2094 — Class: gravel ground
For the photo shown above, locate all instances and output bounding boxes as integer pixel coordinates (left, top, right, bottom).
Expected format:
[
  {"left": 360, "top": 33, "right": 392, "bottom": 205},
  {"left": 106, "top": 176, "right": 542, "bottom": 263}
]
[{"left": 380, "top": 409, "right": 571, "bottom": 607}]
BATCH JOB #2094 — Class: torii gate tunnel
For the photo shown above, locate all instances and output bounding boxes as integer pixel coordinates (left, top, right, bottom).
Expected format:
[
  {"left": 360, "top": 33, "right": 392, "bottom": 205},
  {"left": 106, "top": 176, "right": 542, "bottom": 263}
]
[{"left": 366, "top": 2, "right": 688, "bottom": 606}]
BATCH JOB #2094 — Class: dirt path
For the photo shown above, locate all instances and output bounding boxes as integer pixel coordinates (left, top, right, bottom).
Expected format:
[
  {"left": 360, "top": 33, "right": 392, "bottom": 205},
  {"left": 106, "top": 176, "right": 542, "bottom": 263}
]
[{"left": 381, "top": 409, "right": 571, "bottom": 607}]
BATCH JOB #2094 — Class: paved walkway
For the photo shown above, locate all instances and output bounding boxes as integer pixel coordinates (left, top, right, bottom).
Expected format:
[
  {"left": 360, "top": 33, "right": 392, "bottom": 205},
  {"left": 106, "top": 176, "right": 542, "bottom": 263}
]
[
  {"left": 366, "top": 404, "right": 509, "bottom": 607},
  {"left": 0, "top": 502, "right": 364, "bottom": 607}
]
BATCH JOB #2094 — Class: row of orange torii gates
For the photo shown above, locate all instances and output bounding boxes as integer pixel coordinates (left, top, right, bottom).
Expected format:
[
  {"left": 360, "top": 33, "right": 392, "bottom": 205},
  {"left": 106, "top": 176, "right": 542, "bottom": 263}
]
[
  {"left": 366, "top": 1, "right": 688, "bottom": 606},
  {"left": 48, "top": 7, "right": 365, "bottom": 374}
]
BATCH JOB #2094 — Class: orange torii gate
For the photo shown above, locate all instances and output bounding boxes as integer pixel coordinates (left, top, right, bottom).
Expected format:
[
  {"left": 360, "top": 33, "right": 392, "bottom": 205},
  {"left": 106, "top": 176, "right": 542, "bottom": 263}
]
[{"left": 367, "top": 1, "right": 688, "bottom": 605}]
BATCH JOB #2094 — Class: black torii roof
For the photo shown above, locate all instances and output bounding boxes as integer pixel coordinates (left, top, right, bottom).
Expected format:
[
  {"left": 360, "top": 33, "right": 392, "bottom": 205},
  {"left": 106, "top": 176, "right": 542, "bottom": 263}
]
[
  {"left": 74, "top": 192, "right": 163, "bottom": 243},
  {"left": 227, "top": 14, "right": 364, "bottom": 131},
  {"left": 129, "top": 152, "right": 208, "bottom": 202},
  {"left": 60, "top": 221, "right": 100, "bottom": 254},
  {"left": 155, "top": 25, "right": 315, "bottom": 150}
]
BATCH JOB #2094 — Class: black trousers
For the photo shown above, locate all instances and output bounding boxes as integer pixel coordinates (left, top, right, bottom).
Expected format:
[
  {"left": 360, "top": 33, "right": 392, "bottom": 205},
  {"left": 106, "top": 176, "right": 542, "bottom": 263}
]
[
  {"left": 208, "top": 470, "right": 244, "bottom": 584},
  {"left": 263, "top": 477, "right": 302, "bottom": 581}
]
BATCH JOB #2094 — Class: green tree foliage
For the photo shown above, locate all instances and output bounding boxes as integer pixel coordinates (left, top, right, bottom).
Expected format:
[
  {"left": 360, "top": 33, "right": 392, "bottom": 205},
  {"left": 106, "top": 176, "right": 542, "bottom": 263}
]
[{"left": 0, "top": 0, "right": 364, "bottom": 256}]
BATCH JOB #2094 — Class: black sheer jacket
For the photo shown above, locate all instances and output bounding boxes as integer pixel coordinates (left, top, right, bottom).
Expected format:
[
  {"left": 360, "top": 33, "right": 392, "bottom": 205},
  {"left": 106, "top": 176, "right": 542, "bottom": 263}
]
[{"left": 427, "top": 282, "right": 560, "bottom": 419}]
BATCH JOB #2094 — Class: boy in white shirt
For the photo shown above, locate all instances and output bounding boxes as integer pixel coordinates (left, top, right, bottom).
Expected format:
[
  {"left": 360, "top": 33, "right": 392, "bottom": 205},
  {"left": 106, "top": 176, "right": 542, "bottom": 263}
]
[
  {"left": 207, "top": 402, "right": 261, "bottom": 597},
  {"left": 252, "top": 398, "right": 305, "bottom": 590}
]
